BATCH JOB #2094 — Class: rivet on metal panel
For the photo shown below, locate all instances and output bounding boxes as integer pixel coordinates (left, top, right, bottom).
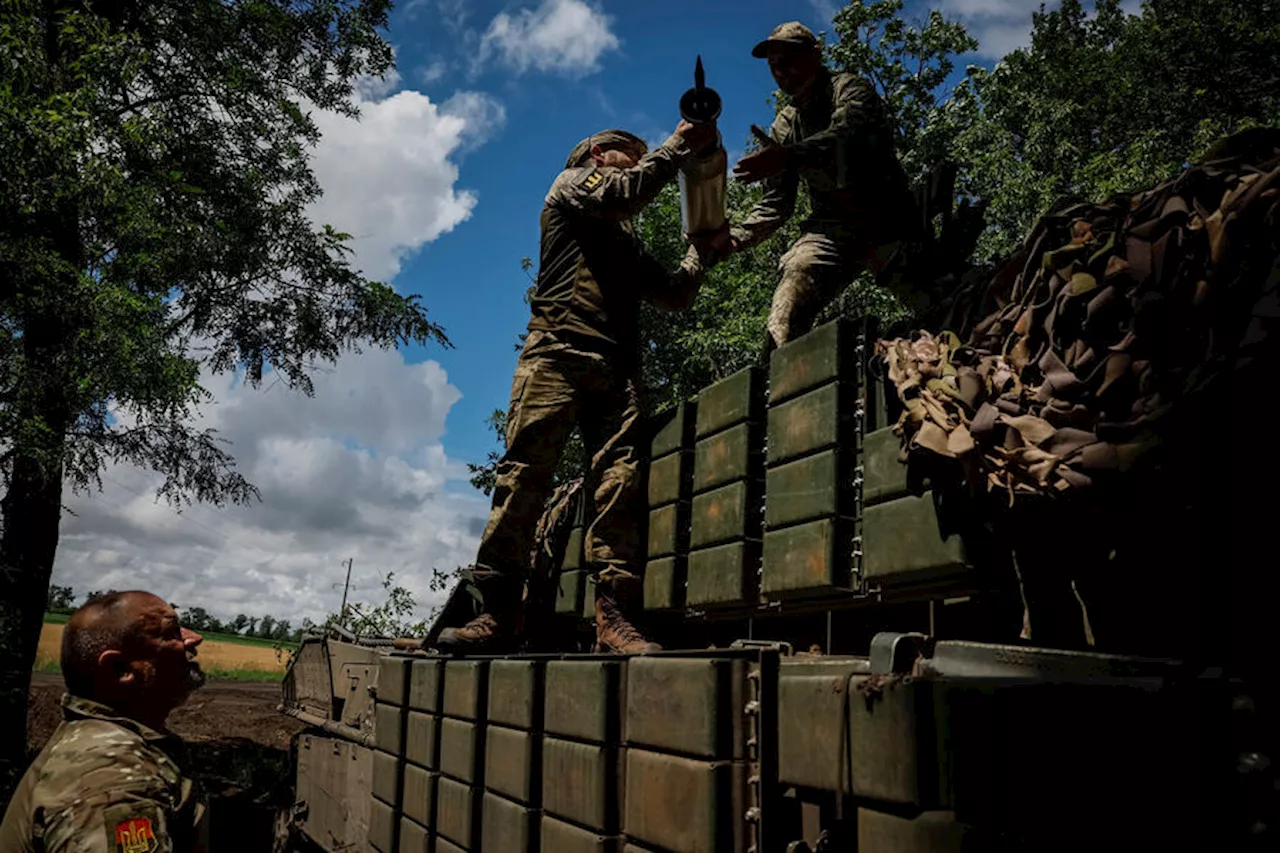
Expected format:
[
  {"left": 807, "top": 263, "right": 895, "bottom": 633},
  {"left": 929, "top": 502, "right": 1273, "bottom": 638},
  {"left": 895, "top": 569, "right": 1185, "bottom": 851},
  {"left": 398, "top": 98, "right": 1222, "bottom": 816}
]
[
  {"left": 745, "top": 700, "right": 760, "bottom": 715},
  {"left": 748, "top": 775, "right": 760, "bottom": 786},
  {"left": 745, "top": 807, "right": 761, "bottom": 823}
]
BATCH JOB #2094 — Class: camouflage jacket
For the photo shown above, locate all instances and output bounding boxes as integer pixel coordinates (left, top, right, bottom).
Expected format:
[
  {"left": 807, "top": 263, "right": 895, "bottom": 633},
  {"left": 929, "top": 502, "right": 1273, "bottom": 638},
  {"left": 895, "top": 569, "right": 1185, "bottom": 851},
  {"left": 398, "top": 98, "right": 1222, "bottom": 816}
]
[
  {"left": 526, "top": 132, "right": 705, "bottom": 360},
  {"left": 0, "top": 694, "right": 208, "bottom": 853},
  {"left": 731, "top": 70, "right": 916, "bottom": 249}
]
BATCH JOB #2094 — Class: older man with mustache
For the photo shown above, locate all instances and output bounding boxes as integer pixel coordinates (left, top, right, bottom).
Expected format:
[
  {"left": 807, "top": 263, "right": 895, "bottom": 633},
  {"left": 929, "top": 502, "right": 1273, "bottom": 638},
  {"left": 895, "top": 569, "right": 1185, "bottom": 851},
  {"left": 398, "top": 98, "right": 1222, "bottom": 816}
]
[{"left": 0, "top": 590, "right": 210, "bottom": 853}]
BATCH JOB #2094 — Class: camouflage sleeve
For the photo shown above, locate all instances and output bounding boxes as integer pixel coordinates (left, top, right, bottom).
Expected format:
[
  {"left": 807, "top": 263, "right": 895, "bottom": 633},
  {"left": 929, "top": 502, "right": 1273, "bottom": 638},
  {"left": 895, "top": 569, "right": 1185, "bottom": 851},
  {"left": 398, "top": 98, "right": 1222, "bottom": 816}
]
[
  {"left": 643, "top": 245, "right": 708, "bottom": 312},
  {"left": 557, "top": 134, "right": 693, "bottom": 220},
  {"left": 729, "top": 114, "right": 798, "bottom": 250},
  {"left": 788, "top": 74, "right": 891, "bottom": 181},
  {"left": 41, "top": 790, "right": 176, "bottom": 853}
]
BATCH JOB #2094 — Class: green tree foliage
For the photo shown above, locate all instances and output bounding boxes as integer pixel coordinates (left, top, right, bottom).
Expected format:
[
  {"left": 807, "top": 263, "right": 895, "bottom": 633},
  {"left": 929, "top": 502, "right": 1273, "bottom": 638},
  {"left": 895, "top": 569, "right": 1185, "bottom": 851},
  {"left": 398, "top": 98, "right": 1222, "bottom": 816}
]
[
  {"left": 0, "top": 0, "right": 448, "bottom": 792},
  {"left": 45, "top": 585, "right": 75, "bottom": 613},
  {"left": 326, "top": 572, "right": 431, "bottom": 638}
]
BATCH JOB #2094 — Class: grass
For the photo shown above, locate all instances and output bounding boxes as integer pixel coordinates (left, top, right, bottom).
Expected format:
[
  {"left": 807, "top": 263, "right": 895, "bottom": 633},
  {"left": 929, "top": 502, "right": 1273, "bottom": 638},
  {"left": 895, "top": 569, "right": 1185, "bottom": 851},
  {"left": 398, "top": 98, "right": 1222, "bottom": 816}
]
[
  {"left": 43, "top": 614, "right": 296, "bottom": 651},
  {"left": 33, "top": 658, "right": 281, "bottom": 684}
]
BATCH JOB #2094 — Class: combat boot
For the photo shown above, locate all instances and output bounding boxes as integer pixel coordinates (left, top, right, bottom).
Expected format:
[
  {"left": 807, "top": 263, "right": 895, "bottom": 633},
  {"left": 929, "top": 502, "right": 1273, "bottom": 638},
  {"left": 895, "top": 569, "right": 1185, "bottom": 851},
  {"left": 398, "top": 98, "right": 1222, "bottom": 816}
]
[
  {"left": 594, "top": 577, "right": 662, "bottom": 655},
  {"left": 434, "top": 570, "right": 520, "bottom": 655}
]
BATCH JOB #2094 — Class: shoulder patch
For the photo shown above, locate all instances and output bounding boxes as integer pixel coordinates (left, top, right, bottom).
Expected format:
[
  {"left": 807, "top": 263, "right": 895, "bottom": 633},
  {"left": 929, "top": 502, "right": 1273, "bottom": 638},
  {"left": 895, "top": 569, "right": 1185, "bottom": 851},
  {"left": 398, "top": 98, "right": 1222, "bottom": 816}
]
[
  {"left": 577, "top": 168, "right": 604, "bottom": 191},
  {"left": 113, "top": 816, "right": 158, "bottom": 853}
]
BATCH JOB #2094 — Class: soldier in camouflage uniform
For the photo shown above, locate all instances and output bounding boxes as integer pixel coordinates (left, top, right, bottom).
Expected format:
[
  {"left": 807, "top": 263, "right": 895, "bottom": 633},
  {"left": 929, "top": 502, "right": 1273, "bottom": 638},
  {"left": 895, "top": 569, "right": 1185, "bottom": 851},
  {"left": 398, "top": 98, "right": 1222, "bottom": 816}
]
[
  {"left": 0, "top": 591, "right": 209, "bottom": 852},
  {"left": 436, "top": 121, "right": 722, "bottom": 656},
  {"left": 726, "top": 22, "right": 919, "bottom": 348}
]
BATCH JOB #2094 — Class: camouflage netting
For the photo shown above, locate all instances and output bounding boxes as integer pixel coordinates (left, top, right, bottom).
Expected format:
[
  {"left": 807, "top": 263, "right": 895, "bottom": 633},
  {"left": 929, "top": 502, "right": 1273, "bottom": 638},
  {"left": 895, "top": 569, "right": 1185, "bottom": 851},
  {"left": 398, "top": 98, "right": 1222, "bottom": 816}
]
[{"left": 878, "top": 129, "right": 1280, "bottom": 505}]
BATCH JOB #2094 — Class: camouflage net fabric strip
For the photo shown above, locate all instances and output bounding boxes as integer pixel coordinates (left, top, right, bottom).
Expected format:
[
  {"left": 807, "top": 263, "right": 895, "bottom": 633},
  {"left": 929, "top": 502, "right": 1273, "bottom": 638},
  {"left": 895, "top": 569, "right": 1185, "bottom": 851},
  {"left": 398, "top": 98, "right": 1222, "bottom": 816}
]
[{"left": 878, "top": 131, "right": 1280, "bottom": 504}]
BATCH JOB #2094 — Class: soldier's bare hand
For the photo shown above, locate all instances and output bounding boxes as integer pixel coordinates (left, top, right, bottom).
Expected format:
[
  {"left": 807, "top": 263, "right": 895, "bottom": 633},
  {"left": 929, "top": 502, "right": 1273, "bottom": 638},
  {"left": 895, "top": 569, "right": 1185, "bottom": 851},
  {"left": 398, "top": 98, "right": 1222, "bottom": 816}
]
[
  {"left": 732, "top": 124, "right": 789, "bottom": 183},
  {"left": 675, "top": 119, "right": 717, "bottom": 154}
]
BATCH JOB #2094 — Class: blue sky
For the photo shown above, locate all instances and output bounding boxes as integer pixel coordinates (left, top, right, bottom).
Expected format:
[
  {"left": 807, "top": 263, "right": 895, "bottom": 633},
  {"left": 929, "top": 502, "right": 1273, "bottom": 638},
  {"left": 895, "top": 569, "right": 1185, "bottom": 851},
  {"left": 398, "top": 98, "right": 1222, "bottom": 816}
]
[{"left": 53, "top": 0, "right": 1087, "bottom": 622}]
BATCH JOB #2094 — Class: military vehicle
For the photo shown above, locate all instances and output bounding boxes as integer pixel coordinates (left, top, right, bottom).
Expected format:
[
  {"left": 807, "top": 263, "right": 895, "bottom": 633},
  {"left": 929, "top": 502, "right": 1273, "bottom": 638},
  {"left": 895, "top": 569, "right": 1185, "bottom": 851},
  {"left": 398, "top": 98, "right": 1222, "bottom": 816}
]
[{"left": 276, "top": 133, "right": 1280, "bottom": 852}]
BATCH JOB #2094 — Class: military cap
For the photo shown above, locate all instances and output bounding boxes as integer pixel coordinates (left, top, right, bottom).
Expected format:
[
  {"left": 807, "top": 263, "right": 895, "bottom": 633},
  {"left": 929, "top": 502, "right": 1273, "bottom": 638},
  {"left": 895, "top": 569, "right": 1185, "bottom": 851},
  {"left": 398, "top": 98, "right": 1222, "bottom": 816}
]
[
  {"left": 564, "top": 129, "right": 648, "bottom": 169},
  {"left": 751, "top": 21, "right": 821, "bottom": 58}
]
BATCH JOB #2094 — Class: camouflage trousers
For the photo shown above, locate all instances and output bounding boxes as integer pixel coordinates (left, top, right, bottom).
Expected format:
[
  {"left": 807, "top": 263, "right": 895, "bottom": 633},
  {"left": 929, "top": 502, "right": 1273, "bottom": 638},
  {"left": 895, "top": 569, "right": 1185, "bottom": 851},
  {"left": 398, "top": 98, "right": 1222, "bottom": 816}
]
[
  {"left": 475, "top": 331, "right": 643, "bottom": 585},
  {"left": 768, "top": 232, "right": 905, "bottom": 348}
]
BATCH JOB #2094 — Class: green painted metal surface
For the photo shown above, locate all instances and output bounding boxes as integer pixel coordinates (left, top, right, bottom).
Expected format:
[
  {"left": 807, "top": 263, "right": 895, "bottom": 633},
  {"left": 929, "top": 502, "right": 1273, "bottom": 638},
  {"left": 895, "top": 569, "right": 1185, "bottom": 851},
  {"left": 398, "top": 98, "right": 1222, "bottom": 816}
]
[
  {"left": 692, "top": 423, "right": 757, "bottom": 495},
  {"left": 377, "top": 656, "right": 409, "bottom": 706},
  {"left": 368, "top": 794, "right": 396, "bottom": 853},
  {"left": 766, "top": 382, "right": 851, "bottom": 465},
  {"left": 643, "top": 556, "right": 684, "bottom": 611},
  {"left": 375, "top": 702, "right": 404, "bottom": 754},
  {"left": 777, "top": 659, "right": 870, "bottom": 792},
  {"left": 439, "top": 717, "right": 480, "bottom": 784},
  {"left": 557, "top": 570, "right": 585, "bottom": 615},
  {"left": 651, "top": 400, "right": 694, "bottom": 459},
  {"left": 436, "top": 776, "right": 477, "bottom": 850},
  {"left": 582, "top": 575, "right": 597, "bottom": 621},
  {"left": 647, "top": 450, "right": 689, "bottom": 507},
  {"left": 848, "top": 677, "right": 943, "bottom": 807},
  {"left": 625, "top": 657, "right": 742, "bottom": 759},
  {"left": 442, "top": 661, "right": 488, "bottom": 721},
  {"left": 435, "top": 837, "right": 467, "bottom": 853},
  {"left": 485, "top": 724, "right": 538, "bottom": 805},
  {"left": 760, "top": 518, "right": 852, "bottom": 596},
  {"left": 402, "top": 764, "right": 436, "bottom": 828},
  {"left": 862, "top": 493, "right": 968, "bottom": 586},
  {"left": 541, "top": 816, "right": 621, "bottom": 853},
  {"left": 409, "top": 659, "right": 443, "bottom": 713},
  {"left": 769, "top": 316, "right": 856, "bottom": 404},
  {"left": 764, "top": 449, "right": 848, "bottom": 529},
  {"left": 685, "top": 542, "right": 757, "bottom": 606},
  {"left": 398, "top": 816, "right": 430, "bottom": 853},
  {"left": 694, "top": 366, "right": 762, "bottom": 439},
  {"left": 481, "top": 792, "right": 537, "bottom": 853},
  {"left": 856, "top": 810, "right": 972, "bottom": 853},
  {"left": 646, "top": 503, "right": 682, "bottom": 559},
  {"left": 623, "top": 749, "right": 736, "bottom": 853},
  {"left": 563, "top": 526, "right": 585, "bottom": 572},
  {"left": 372, "top": 750, "right": 401, "bottom": 807},
  {"left": 862, "top": 426, "right": 909, "bottom": 506},
  {"left": 405, "top": 711, "right": 438, "bottom": 770},
  {"left": 544, "top": 661, "right": 620, "bottom": 742},
  {"left": 689, "top": 480, "right": 756, "bottom": 550},
  {"left": 488, "top": 660, "right": 541, "bottom": 730},
  {"left": 541, "top": 737, "right": 615, "bottom": 831}
]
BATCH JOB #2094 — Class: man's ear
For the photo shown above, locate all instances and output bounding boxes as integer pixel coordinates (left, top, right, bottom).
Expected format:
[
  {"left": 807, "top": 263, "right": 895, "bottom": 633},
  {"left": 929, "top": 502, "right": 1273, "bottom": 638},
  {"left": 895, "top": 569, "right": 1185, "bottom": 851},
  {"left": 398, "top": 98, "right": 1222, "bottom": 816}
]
[
  {"left": 97, "top": 649, "right": 134, "bottom": 685},
  {"left": 590, "top": 143, "right": 605, "bottom": 166}
]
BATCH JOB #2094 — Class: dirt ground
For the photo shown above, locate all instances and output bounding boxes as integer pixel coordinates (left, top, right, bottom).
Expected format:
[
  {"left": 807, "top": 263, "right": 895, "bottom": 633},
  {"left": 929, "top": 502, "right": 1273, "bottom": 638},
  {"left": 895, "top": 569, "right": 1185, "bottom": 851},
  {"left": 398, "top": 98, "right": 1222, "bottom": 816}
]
[
  {"left": 36, "top": 623, "right": 289, "bottom": 673},
  {"left": 27, "top": 673, "right": 306, "bottom": 852}
]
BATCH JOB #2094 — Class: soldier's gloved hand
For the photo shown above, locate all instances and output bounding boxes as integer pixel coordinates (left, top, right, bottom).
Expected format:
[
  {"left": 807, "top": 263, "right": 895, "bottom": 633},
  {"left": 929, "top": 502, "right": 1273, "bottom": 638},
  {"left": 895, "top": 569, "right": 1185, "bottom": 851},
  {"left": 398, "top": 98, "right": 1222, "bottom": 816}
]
[{"left": 675, "top": 119, "right": 718, "bottom": 155}]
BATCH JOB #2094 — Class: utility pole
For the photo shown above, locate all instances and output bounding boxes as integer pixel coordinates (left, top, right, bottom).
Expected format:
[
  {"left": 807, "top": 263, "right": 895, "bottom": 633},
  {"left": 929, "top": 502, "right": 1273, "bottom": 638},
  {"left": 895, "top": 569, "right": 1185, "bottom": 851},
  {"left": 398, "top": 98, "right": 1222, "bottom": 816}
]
[{"left": 339, "top": 558, "right": 354, "bottom": 627}]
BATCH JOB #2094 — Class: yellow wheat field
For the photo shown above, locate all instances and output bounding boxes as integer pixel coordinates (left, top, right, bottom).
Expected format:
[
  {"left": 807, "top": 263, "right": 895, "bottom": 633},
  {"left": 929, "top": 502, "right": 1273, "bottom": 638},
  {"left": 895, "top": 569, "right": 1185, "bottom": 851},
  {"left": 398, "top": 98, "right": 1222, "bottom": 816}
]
[{"left": 36, "top": 623, "right": 289, "bottom": 674}]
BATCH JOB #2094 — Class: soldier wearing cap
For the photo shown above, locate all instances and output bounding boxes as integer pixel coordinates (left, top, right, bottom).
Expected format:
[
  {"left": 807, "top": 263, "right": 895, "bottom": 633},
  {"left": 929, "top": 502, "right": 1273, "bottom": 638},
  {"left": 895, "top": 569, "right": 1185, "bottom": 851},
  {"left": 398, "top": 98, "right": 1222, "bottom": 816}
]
[
  {"left": 1, "top": 591, "right": 209, "bottom": 853},
  {"left": 724, "top": 21, "right": 919, "bottom": 348},
  {"left": 436, "top": 120, "right": 723, "bottom": 656}
]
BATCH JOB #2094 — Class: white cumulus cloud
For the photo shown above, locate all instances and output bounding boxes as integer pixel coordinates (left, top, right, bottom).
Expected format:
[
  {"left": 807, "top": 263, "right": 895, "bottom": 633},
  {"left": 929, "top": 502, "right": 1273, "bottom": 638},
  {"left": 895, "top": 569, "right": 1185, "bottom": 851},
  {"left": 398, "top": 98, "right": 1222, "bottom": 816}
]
[
  {"left": 939, "top": 0, "right": 1144, "bottom": 59},
  {"left": 480, "top": 0, "right": 620, "bottom": 77}
]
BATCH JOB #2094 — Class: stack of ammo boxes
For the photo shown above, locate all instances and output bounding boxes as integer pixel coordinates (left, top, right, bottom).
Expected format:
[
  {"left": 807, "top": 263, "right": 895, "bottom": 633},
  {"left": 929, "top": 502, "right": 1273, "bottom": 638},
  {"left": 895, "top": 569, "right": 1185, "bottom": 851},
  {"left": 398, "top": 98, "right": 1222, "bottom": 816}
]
[
  {"left": 644, "top": 400, "right": 696, "bottom": 612},
  {"left": 371, "top": 656, "right": 411, "bottom": 853}
]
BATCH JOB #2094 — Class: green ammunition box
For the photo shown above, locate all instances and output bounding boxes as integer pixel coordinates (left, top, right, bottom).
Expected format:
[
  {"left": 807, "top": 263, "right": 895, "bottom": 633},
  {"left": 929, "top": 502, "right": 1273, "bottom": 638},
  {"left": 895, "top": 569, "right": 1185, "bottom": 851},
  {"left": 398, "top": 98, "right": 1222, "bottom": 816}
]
[
  {"left": 764, "top": 449, "right": 853, "bottom": 529},
  {"left": 377, "top": 656, "right": 410, "bottom": 707},
  {"left": 685, "top": 541, "right": 759, "bottom": 606},
  {"left": 848, "top": 676, "right": 945, "bottom": 807},
  {"left": 625, "top": 657, "right": 746, "bottom": 759},
  {"left": 650, "top": 400, "right": 695, "bottom": 459},
  {"left": 409, "top": 659, "right": 443, "bottom": 713},
  {"left": 488, "top": 660, "right": 542, "bottom": 730},
  {"left": 443, "top": 660, "right": 488, "bottom": 721},
  {"left": 856, "top": 809, "right": 972, "bottom": 853},
  {"left": 436, "top": 776, "right": 478, "bottom": 850},
  {"left": 582, "top": 575, "right": 597, "bottom": 621},
  {"left": 761, "top": 518, "right": 854, "bottom": 597},
  {"left": 481, "top": 792, "right": 538, "bottom": 853},
  {"left": 643, "top": 556, "right": 684, "bottom": 611},
  {"left": 439, "top": 717, "right": 480, "bottom": 784},
  {"left": 777, "top": 658, "right": 870, "bottom": 792},
  {"left": 689, "top": 480, "right": 759, "bottom": 550},
  {"left": 402, "top": 764, "right": 436, "bottom": 828},
  {"left": 544, "top": 661, "right": 621, "bottom": 743},
  {"left": 623, "top": 749, "right": 743, "bottom": 853},
  {"left": 692, "top": 422, "right": 759, "bottom": 494},
  {"left": 647, "top": 450, "right": 690, "bottom": 507},
  {"left": 375, "top": 702, "right": 405, "bottom": 754},
  {"left": 541, "top": 737, "right": 616, "bottom": 832},
  {"left": 398, "top": 816, "right": 430, "bottom": 853},
  {"left": 372, "top": 750, "right": 402, "bottom": 807},
  {"left": 405, "top": 711, "right": 438, "bottom": 770},
  {"left": 436, "top": 838, "right": 467, "bottom": 853},
  {"left": 769, "top": 316, "right": 858, "bottom": 405},
  {"left": 369, "top": 794, "right": 397, "bottom": 853},
  {"left": 485, "top": 724, "right": 538, "bottom": 805},
  {"left": 766, "top": 381, "right": 855, "bottom": 465},
  {"left": 695, "top": 366, "right": 763, "bottom": 439},
  {"left": 563, "top": 526, "right": 585, "bottom": 572},
  {"left": 646, "top": 503, "right": 682, "bottom": 559},
  {"left": 557, "top": 570, "right": 585, "bottom": 616},
  {"left": 862, "top": 494, "right": 968, "bottom": 587},
  {"left": 541, "top": 816, "right": 621, "bottom": 853},
  {"left": 862, "top": 426, "right": 909, "bottom": 506}
]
